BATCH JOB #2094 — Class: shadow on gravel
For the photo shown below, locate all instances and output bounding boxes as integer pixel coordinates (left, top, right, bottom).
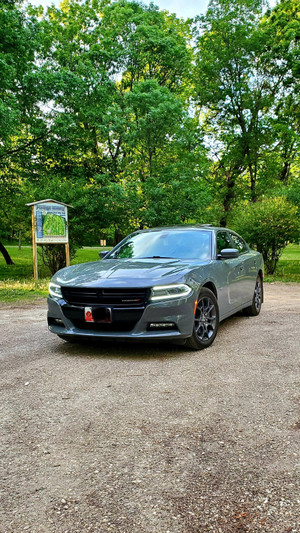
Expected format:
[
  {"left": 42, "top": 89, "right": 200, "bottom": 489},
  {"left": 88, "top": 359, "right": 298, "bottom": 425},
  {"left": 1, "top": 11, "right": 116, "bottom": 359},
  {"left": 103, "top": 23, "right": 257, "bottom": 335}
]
[
  {"left": 52, "top": 336, "right": 187, "bottom": 360},
  {"left": 50, "top": 312, "right": 248, "bottom": 361}
]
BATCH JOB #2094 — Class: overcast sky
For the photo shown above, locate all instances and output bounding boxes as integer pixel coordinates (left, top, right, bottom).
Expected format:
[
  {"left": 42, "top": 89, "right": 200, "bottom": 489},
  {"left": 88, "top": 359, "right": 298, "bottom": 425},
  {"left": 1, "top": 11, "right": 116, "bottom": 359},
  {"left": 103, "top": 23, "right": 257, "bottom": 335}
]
[{"left": 27, "top": 0, "right": 212, "bottom": 19}]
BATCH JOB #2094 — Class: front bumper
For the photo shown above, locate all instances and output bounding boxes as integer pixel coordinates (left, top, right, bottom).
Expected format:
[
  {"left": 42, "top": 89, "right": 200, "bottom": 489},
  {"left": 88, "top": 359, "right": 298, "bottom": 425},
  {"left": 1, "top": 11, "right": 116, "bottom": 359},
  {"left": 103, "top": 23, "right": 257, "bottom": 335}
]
[{"left": 47, "top": 295, "right": 195, "bottom": 341}]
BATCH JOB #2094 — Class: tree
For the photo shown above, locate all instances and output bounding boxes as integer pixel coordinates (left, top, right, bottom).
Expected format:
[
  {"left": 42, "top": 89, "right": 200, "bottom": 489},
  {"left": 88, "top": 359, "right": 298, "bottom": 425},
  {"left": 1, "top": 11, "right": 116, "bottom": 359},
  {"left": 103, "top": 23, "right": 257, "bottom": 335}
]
[
  {"left": 2, "top": 0, "right": 298, "bottom": 269},
  {"left": 257, "top": 0, "right": 300, "bottom": 193},
  {"left": 230, "top": 197, "right": 300, "bottom": 274},
  {"left": 31, "top": 0, "right": 203, "bottom": 241},
  {"left": 193, "top": 0, "right": 299, "bottom": 225},
  {"left": 0, "top": 0, "right": 45, "bottom": 263}
]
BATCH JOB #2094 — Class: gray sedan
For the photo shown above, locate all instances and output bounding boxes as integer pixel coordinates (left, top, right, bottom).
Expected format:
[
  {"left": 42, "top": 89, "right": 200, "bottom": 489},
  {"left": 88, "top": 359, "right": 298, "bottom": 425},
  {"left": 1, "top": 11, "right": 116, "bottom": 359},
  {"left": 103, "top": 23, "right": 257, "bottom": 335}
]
[{"left": 48, "top": 225, "right": 264, "bottom": 350}]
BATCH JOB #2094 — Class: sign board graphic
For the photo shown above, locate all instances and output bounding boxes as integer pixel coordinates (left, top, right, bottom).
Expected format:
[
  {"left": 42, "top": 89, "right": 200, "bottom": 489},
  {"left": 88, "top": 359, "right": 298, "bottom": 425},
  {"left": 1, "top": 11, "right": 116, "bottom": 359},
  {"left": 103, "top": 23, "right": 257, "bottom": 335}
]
[
  {"left": 26, "top": 199, "right": 72, "bottom": 279},
  {"left": 35, "top": 202, "right": 68, "bottom": 244}
]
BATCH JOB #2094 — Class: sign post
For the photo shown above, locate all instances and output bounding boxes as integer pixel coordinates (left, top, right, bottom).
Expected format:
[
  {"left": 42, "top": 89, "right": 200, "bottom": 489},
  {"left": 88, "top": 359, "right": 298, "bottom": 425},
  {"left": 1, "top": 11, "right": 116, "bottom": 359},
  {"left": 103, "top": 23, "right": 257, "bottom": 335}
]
[
  {"left": 26, "top": 199, "right": 72, "bottom": 280},
  {"left": 31, "top": 205, "right": 38, "bottom": 279}
]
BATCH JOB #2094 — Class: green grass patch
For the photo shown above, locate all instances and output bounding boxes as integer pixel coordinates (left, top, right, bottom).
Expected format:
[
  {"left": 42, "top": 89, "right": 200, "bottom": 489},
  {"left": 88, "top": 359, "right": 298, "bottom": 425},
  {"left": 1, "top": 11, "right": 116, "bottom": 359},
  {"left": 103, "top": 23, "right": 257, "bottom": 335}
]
[
  {"left": 0, "top": 246, "right": 109, "bottom": 303},
  {"left": 264, "top": 244, "right": 300, "bottom": 283},
  {"left": 0, "top": 280, "right": 49, "bottom": 303},
  {"left": 279, "top": 244, "right": 300, "bottom": 261},
  {"left": 0, "top": 245, "right": 106, "bottom": 281},
  {"left": 0, "top": 243, "right": 299, "bottom": 303}
]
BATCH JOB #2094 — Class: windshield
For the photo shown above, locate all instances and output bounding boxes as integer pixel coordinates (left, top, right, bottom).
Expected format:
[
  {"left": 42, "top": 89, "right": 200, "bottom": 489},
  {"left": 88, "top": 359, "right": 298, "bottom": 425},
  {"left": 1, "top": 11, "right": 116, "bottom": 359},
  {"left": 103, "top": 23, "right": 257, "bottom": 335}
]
[{"left": 109, "top": 230, "right": 212, "bottom": 260}]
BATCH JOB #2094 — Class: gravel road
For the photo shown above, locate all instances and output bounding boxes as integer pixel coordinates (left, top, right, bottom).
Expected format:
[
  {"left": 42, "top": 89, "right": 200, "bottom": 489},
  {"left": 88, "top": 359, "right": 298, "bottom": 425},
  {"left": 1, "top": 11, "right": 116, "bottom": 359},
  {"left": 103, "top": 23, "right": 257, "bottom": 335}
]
[{"left": 0, "top": 283, "right": 299, "bottom": 533}]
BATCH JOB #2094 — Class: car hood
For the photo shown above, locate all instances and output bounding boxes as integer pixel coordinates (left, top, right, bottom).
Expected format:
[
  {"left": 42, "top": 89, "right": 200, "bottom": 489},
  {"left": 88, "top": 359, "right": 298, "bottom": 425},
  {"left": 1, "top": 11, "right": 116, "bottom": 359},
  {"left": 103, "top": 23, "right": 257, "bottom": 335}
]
[{"left": 53, "top": 258, "right": 209, "bottom": 288}]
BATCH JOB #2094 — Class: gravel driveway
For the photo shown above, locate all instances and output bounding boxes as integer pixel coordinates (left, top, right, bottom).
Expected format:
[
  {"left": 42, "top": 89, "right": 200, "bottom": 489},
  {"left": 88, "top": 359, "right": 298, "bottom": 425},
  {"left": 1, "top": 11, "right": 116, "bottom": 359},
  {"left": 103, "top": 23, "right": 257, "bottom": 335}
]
[{"left": 0, "top": 283, "right": 299, "bottom": 533}]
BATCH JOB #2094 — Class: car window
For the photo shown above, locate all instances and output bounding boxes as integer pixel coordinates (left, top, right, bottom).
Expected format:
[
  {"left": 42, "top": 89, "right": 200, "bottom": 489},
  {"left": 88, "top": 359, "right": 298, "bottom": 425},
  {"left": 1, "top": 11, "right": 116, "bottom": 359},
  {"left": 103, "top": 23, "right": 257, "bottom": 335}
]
[
  {"left": 216, "top": 231, "right": 233, "bottom": 255},
  {"left": 230, "top": 233, "right": 248, "bottom": 253},
  {"left": 109, "top": 230, "right": 212, "bottom": 260}
]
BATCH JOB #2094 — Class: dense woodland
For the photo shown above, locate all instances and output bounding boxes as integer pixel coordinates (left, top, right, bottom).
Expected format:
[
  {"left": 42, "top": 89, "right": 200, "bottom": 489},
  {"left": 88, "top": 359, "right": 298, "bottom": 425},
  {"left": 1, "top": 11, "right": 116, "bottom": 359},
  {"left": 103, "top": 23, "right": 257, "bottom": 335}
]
[{"left": 0, "top": 0, "right": 299, "bottom": 273}]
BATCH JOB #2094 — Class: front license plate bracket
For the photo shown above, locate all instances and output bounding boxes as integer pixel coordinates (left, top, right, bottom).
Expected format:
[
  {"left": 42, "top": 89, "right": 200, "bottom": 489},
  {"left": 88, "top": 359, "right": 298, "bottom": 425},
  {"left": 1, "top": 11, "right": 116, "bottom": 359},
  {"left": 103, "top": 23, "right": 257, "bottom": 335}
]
[{"left": 84, "top": 307, "right": 112, "bottom": 323}]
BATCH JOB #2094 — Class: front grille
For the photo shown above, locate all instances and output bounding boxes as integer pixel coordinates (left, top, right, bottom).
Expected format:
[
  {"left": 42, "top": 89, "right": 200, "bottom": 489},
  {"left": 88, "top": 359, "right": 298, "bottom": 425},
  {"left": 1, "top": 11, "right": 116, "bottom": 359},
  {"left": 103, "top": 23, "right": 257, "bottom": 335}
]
[
  {"left": 61, "top": 287, "right": 150, "bottom": 307},
  {"left": 61, "top": 306, "right": 144, "bottom": 333}
]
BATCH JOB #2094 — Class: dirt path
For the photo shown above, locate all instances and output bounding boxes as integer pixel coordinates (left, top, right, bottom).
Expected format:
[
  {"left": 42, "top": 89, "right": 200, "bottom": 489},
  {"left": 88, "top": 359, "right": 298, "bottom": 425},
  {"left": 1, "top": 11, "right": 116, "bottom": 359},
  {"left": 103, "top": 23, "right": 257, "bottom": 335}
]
[{"left": 0, "top": 283, "right": 299, "bottom": 533}]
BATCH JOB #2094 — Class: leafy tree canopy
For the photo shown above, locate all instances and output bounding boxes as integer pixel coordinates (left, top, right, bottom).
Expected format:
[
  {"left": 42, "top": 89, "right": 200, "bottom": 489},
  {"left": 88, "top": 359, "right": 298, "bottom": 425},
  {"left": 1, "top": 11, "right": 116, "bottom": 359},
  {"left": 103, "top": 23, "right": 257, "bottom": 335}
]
[{"left": 0, "top": 0, "right": 299, "bottom": 270}]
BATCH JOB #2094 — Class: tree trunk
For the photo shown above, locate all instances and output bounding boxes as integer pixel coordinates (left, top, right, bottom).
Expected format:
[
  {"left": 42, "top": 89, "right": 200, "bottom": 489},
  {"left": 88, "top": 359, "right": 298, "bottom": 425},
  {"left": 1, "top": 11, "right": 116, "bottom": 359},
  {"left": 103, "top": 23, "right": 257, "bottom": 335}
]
[
  {"left": 279, "top": 161, "right": 290, "bottom": 184},
  {"left": 248, "top": 163, "right": 257, "bottom": 202},
  {"left": 0, "top": 241, "right": 14, "bottom": 265},
  {"left": 114, "top": 228, "right": 123, "bottom": 246},
  {"left": 220, "top": 172, "right": 235, "bottom": 227}
]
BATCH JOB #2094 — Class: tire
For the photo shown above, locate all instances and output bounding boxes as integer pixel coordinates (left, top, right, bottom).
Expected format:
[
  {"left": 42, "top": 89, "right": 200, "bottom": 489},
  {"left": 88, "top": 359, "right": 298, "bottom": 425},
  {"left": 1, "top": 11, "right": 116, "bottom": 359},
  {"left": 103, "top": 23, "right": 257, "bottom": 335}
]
[
  {"left": 186, "top": 288, "right": 219, "bottom": 350},
  {"left": 243, "top": 275, "right": 263, "bottom": 316}
]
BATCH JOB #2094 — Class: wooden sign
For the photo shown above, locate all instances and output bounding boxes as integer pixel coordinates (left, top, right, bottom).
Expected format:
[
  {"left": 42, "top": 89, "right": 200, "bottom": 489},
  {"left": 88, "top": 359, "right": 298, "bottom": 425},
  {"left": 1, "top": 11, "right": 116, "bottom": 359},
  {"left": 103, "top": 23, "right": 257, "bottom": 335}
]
[{"left": 26, "top": 199, "right": 72, "bottom": 280}]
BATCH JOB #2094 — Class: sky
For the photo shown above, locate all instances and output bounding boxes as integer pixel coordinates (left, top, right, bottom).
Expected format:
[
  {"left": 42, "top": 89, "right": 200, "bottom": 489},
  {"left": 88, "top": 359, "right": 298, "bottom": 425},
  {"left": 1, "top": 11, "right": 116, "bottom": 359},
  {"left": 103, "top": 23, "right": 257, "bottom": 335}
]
[{"left": 27, "top": 0, "right": 211, "bottom": 19}]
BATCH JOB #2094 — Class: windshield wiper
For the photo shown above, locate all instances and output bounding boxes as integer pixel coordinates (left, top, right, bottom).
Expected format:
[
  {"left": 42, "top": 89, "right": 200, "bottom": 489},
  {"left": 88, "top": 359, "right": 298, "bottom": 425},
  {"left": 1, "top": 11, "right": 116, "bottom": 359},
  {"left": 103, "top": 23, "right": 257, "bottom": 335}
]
[{"left": 142, "top": 256, "right": 176, "bottom": 259}]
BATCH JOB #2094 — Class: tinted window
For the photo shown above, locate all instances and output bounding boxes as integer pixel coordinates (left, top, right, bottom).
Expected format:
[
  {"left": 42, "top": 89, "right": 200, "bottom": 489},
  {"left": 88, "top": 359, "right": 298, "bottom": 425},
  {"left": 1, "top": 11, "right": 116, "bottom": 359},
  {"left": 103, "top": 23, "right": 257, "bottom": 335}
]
[
  {"left": 109, "top": 230, "right": 212, "bottom": 260},
  {"left": 216, "top": 232, "right": 233, "bottom": 255},
  {"left": 230, "top": 233, "right": 248, "bottom": 253}
]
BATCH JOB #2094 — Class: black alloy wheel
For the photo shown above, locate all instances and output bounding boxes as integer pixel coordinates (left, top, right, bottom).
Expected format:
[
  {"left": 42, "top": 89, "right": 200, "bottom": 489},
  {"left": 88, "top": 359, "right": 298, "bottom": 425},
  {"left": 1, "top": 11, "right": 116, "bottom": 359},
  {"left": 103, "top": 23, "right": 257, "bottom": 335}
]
[{"left": 186, "top": 287, "right": 219, "bottom": 350}]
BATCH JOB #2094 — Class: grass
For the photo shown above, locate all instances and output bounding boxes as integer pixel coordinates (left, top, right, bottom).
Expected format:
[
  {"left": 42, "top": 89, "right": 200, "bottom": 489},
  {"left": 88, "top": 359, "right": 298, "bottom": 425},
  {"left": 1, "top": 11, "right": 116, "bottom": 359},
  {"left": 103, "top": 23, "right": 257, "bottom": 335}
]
[
  {"left": 0, "top": 279, "right": 49, "bottom": 303},
  {"left": 264, "top": 244, "right": 300, "bottom": 283},
  {"left": 0, "top": 245, "right": 107, "bottom": 303},
  {"left": 0, "top": 243, "right": 299, "bottom": 303}
]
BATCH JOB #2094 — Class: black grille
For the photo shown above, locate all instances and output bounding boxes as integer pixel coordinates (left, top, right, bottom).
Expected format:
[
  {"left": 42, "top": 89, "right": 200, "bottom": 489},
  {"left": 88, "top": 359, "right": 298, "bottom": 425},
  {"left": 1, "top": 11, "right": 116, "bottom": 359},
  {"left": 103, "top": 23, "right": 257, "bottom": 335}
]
[
  {"left": 61, "top": 287, "right": 149, "bottom": 307},
  {"left": 62, "top": 306, "right": 143, "bottom": 324},
  {"left": 60, "top": 306, "right": 144, "bottom": 333}
]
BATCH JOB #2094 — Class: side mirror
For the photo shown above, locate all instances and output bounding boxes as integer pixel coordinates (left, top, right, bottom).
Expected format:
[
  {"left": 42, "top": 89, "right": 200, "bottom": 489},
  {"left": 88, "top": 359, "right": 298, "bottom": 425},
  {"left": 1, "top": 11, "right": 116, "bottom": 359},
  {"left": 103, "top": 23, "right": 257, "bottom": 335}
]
[
  {"left": 218, "top": 248, "right": 239, "bottom": 259},
  {"left": 99, "top": 250, "right": 110, "bottom": 259}
]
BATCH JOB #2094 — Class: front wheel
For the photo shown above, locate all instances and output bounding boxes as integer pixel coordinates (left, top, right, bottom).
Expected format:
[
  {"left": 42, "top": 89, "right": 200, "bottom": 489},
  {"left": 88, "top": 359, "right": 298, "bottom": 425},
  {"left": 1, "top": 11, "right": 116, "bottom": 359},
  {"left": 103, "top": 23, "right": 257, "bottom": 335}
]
[
  {"left": 243, "top": 275, "right": 263, "bottom": 316},
  {"left": 186, "top": 288, "right": 219, "bottom": 350}
]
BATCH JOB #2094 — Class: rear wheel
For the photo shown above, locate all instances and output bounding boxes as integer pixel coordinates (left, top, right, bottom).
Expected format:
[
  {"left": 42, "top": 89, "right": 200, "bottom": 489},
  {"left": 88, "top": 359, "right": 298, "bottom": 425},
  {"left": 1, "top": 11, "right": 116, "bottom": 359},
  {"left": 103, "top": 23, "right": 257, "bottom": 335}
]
[
  {"left": 186, "top": 288, "right": 219, "bottom": 350},
  {"left": 244, "top": 275, "right": 262, "bottom": 316}
]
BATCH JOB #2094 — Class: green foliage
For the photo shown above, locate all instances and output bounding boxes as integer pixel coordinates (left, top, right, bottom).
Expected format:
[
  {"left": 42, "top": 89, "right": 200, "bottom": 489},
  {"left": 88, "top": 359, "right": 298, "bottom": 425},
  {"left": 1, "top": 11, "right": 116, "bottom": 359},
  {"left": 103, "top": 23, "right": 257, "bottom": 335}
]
[
  {"left": 230, "top": 197, "right": 300, "bottom": 274},
  {"left": 39, "top": 244, "right": 73, "bottom": 275},
  {"left": 0, "top": 0, "right": 299, "bottom": 266},
  {"left": 193, "top": 0, "right": 300, "bottom": 222}
]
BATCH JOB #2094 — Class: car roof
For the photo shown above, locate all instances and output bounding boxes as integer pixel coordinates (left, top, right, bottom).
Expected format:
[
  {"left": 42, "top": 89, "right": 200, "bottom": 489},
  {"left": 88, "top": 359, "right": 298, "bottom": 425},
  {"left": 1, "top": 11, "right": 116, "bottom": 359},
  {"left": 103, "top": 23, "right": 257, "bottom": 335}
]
[{"left": 131, "top": 225, "right": 232, "bottom": 233}]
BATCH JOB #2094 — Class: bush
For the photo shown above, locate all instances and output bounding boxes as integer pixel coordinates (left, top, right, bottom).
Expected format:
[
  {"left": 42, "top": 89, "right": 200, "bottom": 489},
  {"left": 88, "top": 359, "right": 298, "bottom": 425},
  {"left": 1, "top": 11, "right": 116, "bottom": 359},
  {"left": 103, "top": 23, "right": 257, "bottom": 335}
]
[
  {"left": 38, "top": 244, "right": 76, "bottom": 275},
  {"left": 230, "top": 197, "right": 300, "bottom": 274}
]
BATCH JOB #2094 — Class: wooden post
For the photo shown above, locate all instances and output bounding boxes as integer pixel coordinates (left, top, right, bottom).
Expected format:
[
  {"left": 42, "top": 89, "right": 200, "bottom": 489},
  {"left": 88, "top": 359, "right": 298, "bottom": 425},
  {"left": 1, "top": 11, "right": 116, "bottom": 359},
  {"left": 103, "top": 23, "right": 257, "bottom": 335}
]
[
  {"left": 31, "top": 206, "right": 38, "bottom": 280},
  {"left": 65, "top": 242, "right": 70, "bottom": 267}
]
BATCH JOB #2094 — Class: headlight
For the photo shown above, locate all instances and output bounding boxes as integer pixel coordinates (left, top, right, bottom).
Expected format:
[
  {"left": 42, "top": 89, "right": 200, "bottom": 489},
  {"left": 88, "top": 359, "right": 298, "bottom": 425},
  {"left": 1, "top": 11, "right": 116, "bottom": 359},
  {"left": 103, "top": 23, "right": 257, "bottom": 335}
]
[
  {"left": 49, "top": 282, "right": 63, "bottom": 299},
  {"left": 150, "top": 283, "right": 192, "bottom": 302}
]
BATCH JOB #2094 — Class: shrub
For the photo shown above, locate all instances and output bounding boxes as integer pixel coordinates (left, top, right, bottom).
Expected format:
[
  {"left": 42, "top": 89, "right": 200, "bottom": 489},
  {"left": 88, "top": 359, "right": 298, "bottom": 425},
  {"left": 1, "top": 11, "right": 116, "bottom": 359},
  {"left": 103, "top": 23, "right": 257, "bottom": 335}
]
[
  {"left": 38, "top": 244, "right": 76, "bottom": 275},
  {"left": 230, "top": 197, "right": 300, "bottom": 274}
]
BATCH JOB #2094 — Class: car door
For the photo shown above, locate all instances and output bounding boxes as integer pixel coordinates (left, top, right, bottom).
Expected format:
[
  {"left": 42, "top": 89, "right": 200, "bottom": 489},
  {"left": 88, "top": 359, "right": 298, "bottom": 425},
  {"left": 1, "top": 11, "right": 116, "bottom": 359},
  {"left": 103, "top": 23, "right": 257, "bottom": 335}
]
[
  {"left": 215, "top": 231, "right": 246, "bottom": 311},
  {"left": 229, "top": 232, "right": 258, "bottom": 304}
]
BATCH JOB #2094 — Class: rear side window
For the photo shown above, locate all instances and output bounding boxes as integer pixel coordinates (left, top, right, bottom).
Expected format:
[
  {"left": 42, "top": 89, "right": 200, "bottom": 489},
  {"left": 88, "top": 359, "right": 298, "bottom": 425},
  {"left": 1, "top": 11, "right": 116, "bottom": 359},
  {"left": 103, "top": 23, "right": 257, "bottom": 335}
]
[
  {"left": 216, "top": 232, "right": 233, "bottom": 255},
  {"left": 230, "top": 233, "right": 248, "bottom": 253}
]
